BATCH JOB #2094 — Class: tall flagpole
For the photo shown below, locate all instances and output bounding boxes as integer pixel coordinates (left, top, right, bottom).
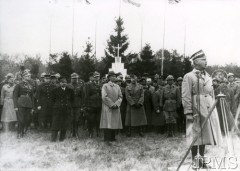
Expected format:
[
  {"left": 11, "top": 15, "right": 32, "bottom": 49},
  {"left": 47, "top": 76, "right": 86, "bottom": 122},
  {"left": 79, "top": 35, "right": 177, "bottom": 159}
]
[
  {"left": 183, "top": 23, "right": 186, "bottom": 58},
  {"left": 71, "top": 0, "right": 75, "bottom": 57},
  {"left": 49, "top": 0, "right": 53, "bottom": 63},
  {"left": 95, "top": 19, "right": 97, "bottom": 58},
  {"left": 161, "top": 0, "right": 167, "bottom": 77}
]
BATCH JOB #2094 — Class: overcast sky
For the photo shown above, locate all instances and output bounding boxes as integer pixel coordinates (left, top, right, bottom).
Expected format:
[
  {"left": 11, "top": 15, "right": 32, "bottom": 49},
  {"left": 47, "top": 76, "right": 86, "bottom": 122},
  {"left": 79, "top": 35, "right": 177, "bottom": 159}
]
[{"left": 0, "top": 0, "right": 239, "bottom": 65}]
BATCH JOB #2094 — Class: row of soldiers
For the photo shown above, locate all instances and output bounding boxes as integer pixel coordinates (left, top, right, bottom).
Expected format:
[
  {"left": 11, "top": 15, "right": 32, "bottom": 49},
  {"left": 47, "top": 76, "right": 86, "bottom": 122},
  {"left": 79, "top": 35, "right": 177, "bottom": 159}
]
[{"left": 0, "top": 66, "right": 186, "bottom": 140}]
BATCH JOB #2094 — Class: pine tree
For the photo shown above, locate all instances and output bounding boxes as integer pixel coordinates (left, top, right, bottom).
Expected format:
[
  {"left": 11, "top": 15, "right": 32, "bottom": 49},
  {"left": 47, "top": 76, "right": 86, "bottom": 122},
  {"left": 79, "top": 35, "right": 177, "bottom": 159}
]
[
  {"left": 58, "top": 52, "right": 73, "bottom": 80},
  {"left": 100, "top": 17, "right": 130, "bottom": 75},
  {"left": 75, "top": 40, "right": 96, "bottom": 81},
  {"left": 139, "top": 43, "right": 156, "bottom": 75}
]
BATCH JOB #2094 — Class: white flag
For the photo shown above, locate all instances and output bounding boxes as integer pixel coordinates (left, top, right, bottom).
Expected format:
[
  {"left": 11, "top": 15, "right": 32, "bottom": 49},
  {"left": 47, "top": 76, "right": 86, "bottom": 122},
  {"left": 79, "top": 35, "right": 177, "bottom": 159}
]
[{"left": 123, "top": 0, "right": 141, "bottom": 7}]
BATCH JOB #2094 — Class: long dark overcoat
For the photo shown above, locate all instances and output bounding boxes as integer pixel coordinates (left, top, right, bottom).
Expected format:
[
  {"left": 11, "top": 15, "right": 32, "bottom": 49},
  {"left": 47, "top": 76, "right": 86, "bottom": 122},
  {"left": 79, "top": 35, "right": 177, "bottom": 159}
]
[{"left": 51, "top": 86, "right": 74, "bottom": 130}]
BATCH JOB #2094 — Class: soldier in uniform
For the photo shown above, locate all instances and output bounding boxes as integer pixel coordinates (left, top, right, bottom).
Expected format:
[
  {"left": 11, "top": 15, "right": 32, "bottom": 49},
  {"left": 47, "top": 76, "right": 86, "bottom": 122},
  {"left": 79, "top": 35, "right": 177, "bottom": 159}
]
[
  {"left": 39, "top": 72, "right": 46, "bottom": 84},
  {"left": 125, "top": 74, "right": 147, "bottom": 137},
  {"left": 51, "top": 76, "right": 74, "bottom": 142},
  {"left": 161, "top": 75, "right": 180, "bottom": 137},
  {"left": 176, "top": 77, "right": 185, "bottom": 132},
  {"left": 36, "top": 74, "right": 54, "bottom": 130},
  {"left": 13, "top": 70, "right": 34, "bottom": 138},
  {"left": 142, "top": 77, "right": 155, "bottom": 132},
  {"left": 51, "top": 74, "right": 60, "bottom": 88},
  {"left": 227, "top": 73, "right": 240, "bottom": 106},
  {"left": 182, "top": 50, "right": 222, "bottom": 169},
  {"left": 227, "top": 73, "right": 238, "bottom": 94},
  {"left": 84, "top": 72, "right": 102, "bottom": 138},
  {"left": 68, "top": 73, "right": 84, "bottom": 138},
  {"left": 152, "top": 82, "right": 165, "bottom": 134},
  {"left": 153, "top": 74, "right": 160, "bottom": 90}
]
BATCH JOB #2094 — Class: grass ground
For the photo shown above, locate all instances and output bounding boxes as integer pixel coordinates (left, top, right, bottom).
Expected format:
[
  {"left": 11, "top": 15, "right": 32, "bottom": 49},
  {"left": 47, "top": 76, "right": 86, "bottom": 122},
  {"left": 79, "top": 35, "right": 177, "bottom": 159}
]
[{"left": 0, "top": 128, "right": 240, "bottom": 171}]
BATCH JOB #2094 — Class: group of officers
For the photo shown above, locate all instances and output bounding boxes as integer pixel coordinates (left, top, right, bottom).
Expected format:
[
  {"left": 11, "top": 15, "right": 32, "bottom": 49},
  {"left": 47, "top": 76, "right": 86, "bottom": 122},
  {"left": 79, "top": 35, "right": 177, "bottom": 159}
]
[
  {"left": 0, "top": 65, "right": 187, "bottom": 142},
  {"left": 1, "top": 49, "right": 240, "bottom": 169}
]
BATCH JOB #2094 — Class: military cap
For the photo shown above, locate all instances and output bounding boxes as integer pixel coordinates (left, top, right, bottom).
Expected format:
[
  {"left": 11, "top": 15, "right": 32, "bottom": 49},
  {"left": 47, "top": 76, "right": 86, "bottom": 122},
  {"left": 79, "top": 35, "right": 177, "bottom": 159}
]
[
  {"left": 44, "top": 74, "right": 51, "bottom": 78},
  {"left": 107, "top": 71, "right": 116, "bottom": 78},
  {"left": 166, "top": 75, "right": 174, "bottom": 81},
  {"left": 40, "top": 72, "right": 46, "bottom": 78},
  {"left": 89, "top": 72, "right": 94, "bottom": 77},
  {"left": 6, "top": 73, "right": 14, "bottom": 80},
  {"left": 71, "top": 72, "right": 79, "bottom": 79},
  {"left": 190, "top": 50, "right": 206, "bottom": 61},
  {"left": 93, "top": 71, "right": 100, "bottom": 78},
  {"left": 177, "top": 77, "right": 183, "bottom": 81},
  {"left": 227, "top": 73, "right": 234, "bottom": 78},
  {"left": 54, "top": 73, "right": 60, "bottom": 79},
  {"left": 50, "top": 74, "right": 56, "bottom": 78},
  {"left": 125, "top": 74, "right": 131, "bottom": 80}
]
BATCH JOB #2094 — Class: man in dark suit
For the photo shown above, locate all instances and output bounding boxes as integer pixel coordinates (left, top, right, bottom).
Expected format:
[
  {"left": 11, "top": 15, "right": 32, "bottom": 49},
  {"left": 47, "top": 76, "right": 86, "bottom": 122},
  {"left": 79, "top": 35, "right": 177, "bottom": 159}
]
[
  {"left": 84, "top": 72, "right": 102, "bottom": 138},
  {"left": 36, "top": 74, "right": 54, "bottom": 130},
  {"left": 51, "top": 76, "right": 74, "bottom": 142}
]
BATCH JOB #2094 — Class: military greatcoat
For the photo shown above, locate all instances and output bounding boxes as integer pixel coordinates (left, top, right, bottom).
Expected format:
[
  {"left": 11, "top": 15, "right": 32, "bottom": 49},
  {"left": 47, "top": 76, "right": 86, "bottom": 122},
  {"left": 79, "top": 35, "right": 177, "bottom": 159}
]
[
  {"left": 36, "top": 82, "right": 55, "bottom": 123},
  {"left": 182, "top": 69, "right": 223, "bottom": 145},
  {"left": 125, "top": 83, "right": 147, "bottom": 126},
  {"left": 51, "top": 86, "right": 74, "bottom": 130}
]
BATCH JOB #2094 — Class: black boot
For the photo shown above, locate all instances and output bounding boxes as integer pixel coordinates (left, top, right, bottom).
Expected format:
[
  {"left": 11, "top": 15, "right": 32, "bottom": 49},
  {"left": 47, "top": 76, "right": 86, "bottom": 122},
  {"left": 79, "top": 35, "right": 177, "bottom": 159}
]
[
  {"left": 59, "top": 130, "right": 66, "bottom": 141},
  {"left": 138, "top": 127, "right": 144, "bottom": 137},
  {"left": 126, "top": 127, "right": 131, "bottom": 137},
  {"left": 51, "top": 131, "right": 58, "bottom": 142},
  {"left": 167, "top": 124, "right": 172, "bottom": 138}
]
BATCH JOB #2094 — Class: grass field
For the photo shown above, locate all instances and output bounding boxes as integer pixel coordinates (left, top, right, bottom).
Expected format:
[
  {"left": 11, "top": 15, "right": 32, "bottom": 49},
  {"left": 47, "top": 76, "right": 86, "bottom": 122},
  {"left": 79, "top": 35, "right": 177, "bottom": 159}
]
[{"left": 0, "top": 128, "right": 240, "bottom": 171}]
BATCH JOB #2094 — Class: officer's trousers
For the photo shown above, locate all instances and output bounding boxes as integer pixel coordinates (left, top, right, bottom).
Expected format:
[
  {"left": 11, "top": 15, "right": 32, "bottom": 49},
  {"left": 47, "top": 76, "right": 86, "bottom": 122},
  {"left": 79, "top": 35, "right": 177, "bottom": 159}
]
[
  {"left": 86, "top": 108, "right": 100, "bottom": 135},
  {"left": 16, "top": 108, "right": 31, "bottom": 136},
  {"left": 71, "top": 108, "right": 82, "bottom": 136}
]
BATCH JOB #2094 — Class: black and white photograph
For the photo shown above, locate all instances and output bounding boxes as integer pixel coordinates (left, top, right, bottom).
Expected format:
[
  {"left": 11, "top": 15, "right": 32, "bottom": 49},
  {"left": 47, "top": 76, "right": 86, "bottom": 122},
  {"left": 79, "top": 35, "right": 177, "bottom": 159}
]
[{"left": 0, "top": 0, "right": 240, "bottom": 170}]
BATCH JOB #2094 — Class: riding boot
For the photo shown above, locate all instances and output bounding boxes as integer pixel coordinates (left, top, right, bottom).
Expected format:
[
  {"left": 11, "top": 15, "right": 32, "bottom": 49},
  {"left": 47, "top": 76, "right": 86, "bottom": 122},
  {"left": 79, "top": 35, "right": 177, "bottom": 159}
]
[
  {"left": 138, "top": 126, "right": 144, "bottom": 137},
  {"left": 126, "top": 126, "right": 131, "bottom": 137},
  {"left": 167, "top": 124, "right": 172, "bottom": 138}
]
